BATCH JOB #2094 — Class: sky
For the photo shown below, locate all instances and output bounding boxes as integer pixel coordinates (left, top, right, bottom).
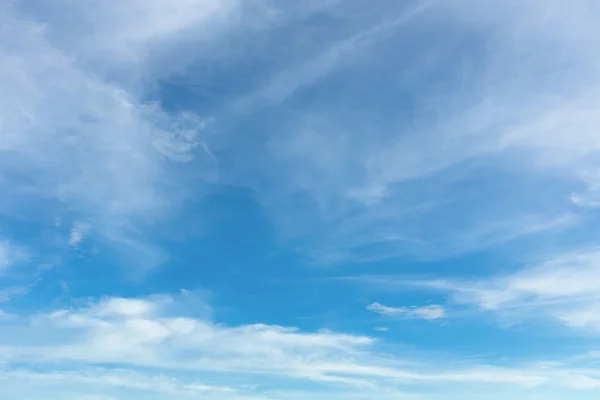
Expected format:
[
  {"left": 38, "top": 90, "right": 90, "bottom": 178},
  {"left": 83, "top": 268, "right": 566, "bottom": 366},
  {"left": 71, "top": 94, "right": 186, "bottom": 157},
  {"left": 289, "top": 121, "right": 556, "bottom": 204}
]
[{"left": 1, "top": 0, "right": 600, "bottom": 399}]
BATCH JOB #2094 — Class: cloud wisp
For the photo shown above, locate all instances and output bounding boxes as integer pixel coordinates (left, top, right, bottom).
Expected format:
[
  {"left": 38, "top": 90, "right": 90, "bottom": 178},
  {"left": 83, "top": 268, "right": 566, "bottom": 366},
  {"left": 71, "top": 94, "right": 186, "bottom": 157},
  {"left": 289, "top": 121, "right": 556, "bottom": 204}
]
[
  {"left": 0, "top": 240, "right": 29, "bottom": 272},
  {"left": 0, "top": 1, "right": 224, "bottom": 270},
  {"left": 2, "top": 293, "right": 600, "bottom": 400},
  {"left": 213, "top": 0, "right": 600, "bottom": 264},
  {"left": 359, "top": 249, "right": 600, "bottom": 333},
  {"left": 3, "top": 0, "right": 600, "bottom": 268},
  {"left": 367, "top": 302, "right": 446, "bottom": 321},
  {"left": 2, "top": 1, "right": 600, "bottom": 399}
]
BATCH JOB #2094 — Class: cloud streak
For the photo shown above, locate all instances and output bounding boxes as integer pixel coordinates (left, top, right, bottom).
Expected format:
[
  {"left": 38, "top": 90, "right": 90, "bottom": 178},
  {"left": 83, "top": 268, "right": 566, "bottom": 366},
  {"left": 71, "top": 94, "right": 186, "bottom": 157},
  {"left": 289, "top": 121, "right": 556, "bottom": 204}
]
[
  {"left": 0, "top": 1, "right": 223, "bottom": 270},
  {"left": 2, "top": 293, "right": 600, "bottom": 399},
  {"left": 214, "top": 0, "right": 600, "bottom": 264},
  {"left": 2, "top": 1, "right": 600, "bottom": 398},
  {"left": 0, "top": 240, "right": 28, "bottom": 272},
  {"left": 367, "top": 302, "right": 446, "bottom": 321},
  {"left": 69, "top": 222, "right": 93, "bottom": 248},
  {"left": 365, "top": 249, "right": 600, "bottom": 333}
]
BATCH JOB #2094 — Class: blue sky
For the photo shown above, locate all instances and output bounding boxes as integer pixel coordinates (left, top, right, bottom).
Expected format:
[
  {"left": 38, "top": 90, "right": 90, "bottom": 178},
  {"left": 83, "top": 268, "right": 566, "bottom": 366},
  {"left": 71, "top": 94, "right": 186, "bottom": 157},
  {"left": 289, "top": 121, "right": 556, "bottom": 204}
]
[{"left": 2, "top": 0, "right": 600, "bottom": 399}]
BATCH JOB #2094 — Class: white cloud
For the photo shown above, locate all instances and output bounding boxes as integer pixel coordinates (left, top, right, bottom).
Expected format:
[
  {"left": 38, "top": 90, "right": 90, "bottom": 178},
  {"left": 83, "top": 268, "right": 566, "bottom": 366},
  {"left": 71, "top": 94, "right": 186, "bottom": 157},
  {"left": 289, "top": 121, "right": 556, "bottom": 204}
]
[
  {"left": 367, "top": 302, "right": 445, "bottom": 321},
  {"left": 374, "top": 327, "right": 389, "bottom": 332},
  {"left": 232, "top": 0, "right": 434, "bottom": 110},
  {"left": 0, "top": 286, "right": 29, "bottom": 303},
  {"left": 0, "top": 241, "right": 28, "bottom": 272},
  {"left": 19, "top": 0, "right": 241, "bottom": 70},
  {"left": 391, "top": 249, "right": 600, "bottom": 332},
  {"left": 0, "top": 2, "right": 222, "bottom": 269},
  {"left": 0, "top": 367, "right": 249, "bottom": 400},
  {"left": 69, "top": 222, "right": 92, "bottom": 248},
  {"left": 219, "top": 0, "right": 600, "bottom": 264},
  {"left": 2, "top": 0, "right": 365, "bottom": 272},
  {"left": 2, "top": 293, "right": 595, "bottom": 395},
  {"left": 10, "top": 368, "right": 237, "bottom": 395},
  {"left": 455, "top": 250, "right": 600, "bottom": 310},
  {"left": 4, "top": 296, "right": 374, "bottom": 381},
  {"left": 0, "top": 241, "right": 13, "bottom": 271},
  {"left": 571, "top": 169, "right": 600, "bottom": 208},
  {"left": 3, "top": 0, "right": 598, "bottom": 270},
  {"left": 2, "top": 2, "right": 600, "bottom": 397}
]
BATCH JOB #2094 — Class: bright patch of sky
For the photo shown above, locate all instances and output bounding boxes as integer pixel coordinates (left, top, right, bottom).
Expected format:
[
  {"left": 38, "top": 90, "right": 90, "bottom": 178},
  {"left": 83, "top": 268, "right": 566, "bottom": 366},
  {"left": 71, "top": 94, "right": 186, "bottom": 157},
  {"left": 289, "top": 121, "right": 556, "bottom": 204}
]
[{"left": 2, "top": 0, "right": 600, "bottom": 399}]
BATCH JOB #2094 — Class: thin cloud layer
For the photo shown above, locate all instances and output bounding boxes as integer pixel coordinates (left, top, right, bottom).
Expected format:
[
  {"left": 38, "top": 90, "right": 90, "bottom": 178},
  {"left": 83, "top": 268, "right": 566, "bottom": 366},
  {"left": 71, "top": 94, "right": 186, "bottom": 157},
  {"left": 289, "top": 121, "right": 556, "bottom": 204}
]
[
  {"left": 2, "top": 294, "right": 600, "bottom": 399},
  {"left": 2, "top": 0, "right": 600, "bottom": 399},
  {"left": 215, "top": 0, "right": 600, "bottom": 264},
  {"left": 358, "top": 249, "right": 600, "bottom": 334},
  {"left": 0, "top": 240, "right": 28, "bottom": 272},
  {"left": 416, "top": 250, "right": 600, "bottom": 331},
  {"left": 0, "top": 1, "right": 217, "bottom": 269},
  {"left": 367, "top": 302, "right": 446, "bottom": 321}
]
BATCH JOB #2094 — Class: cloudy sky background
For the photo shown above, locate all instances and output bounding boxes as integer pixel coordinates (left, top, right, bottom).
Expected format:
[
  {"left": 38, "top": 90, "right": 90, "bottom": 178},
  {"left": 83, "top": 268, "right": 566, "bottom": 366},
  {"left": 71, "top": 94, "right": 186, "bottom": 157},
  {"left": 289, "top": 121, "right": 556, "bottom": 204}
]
[{"left": 2, "top": 0, "right": 600, "bottom": 399}]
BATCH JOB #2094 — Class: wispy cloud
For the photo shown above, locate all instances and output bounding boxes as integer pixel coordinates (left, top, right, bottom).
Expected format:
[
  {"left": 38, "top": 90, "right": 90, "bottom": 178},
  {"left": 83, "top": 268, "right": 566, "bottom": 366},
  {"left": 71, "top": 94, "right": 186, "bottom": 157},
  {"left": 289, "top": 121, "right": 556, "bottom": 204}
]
[
  {"left": 216, "top": 0, "right": 600, "bottom": 264},
  {"left": 0, "top": 367, "right": 246, "bottom": 400},
  {"left": 367, "top": 302, "right": 446, "bottom": 321},
  {"left": 2, "top": 293, "right": 600, "bottom": 398},
  {"left": 2, "top": 1, "right": 600, "bottom": 398},
  {"left": 0, "top": 241, "right": 13, "bottom": 271},
  {"left": 18, "top": 0, "right": 242, "bottom": 70},
  {"left": 0, "top": 240, "right": 28, "bottom": 272},
  {"left": 4, "top": 0, "right": 599, "bottom": 270},
  {"left": 571, "top": 170, "right": 600, "bottom": 208},
  {"left": 0, "top": 285, "right": 29, "bottom": 303},
  {"left": 372, "top": 249, "right": 600, "bottom": 332},
  {"left": 0, "top": 1, "right": 227, "bottom": 270},
  {"left": 68, "top": 222, "right": 93, "bottom": 248},
  {"left": 232, "top": 0, "right": 435, "bottom": 110},
  {"left": 450, "top": 250, "right": 600, "bottom": 311}
]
